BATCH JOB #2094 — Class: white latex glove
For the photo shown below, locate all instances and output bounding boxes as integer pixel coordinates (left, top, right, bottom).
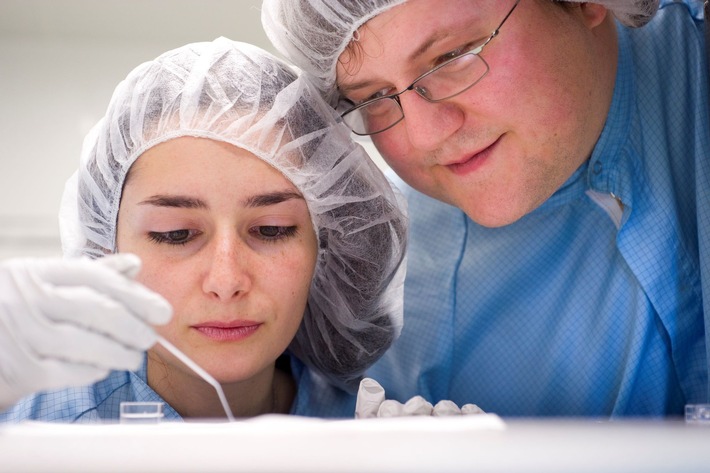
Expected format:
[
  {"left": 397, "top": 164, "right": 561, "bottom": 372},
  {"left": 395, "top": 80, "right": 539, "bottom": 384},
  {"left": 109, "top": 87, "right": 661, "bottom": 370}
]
[
  {"left": 0, "top": 254, "right": 172, "bottom": 409},
  {"left": 355, "top": 377, "right": 485, "bottom": 418}
]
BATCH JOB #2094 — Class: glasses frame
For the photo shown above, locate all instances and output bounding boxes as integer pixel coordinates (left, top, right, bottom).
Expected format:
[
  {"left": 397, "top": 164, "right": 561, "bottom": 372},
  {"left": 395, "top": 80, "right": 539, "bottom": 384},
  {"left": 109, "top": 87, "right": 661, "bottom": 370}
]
[{"left": 340, "top": 0, "right": 521, "bottom": 136}]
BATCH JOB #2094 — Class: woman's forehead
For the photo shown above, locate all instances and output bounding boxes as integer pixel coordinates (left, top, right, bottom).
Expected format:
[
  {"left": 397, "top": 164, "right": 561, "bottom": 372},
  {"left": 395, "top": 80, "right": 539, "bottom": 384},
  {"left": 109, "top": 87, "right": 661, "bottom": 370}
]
[{"left": 127, "top": 137, "right": 299, "bottom": 195}]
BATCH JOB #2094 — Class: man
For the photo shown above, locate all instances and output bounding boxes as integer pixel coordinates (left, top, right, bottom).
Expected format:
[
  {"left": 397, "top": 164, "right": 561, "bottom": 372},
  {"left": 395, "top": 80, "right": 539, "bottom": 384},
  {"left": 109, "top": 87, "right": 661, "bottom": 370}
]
[{"left": 262, "top": 0, "right": 709, "bottom": 418}]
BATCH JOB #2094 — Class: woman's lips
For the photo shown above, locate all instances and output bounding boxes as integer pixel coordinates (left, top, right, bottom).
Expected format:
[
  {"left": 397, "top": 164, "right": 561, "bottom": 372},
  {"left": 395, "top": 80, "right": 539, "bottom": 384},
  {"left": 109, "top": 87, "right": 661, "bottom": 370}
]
[
  {"left": 446, "top": 137, "right": 501, "bottom": 176},
  {"left": 192, "top": 321, "right": 261, "bottom": 342}
]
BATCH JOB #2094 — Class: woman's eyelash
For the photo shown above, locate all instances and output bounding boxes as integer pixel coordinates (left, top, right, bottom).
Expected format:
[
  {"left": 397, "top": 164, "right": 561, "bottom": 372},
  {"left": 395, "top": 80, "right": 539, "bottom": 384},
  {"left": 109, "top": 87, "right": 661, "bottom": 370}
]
[
  {"left": 147, "top": 226, "right": 298, "bottom": 246},
  {"left": 253, "top": 225, "right": 298, "bottom": 241},
  {"left": 147, "top": 229, "right": 196, "bottom": 246}
]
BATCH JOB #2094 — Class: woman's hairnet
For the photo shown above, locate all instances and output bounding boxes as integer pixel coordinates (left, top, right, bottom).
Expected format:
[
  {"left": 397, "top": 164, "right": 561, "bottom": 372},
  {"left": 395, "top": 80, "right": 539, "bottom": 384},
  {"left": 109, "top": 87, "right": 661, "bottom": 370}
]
[
  {"left": 59, "top": 37, "right": 408, "bottom": 393},
  {"left": 261, "top": 0, "right": 660, "bottom": 103}
]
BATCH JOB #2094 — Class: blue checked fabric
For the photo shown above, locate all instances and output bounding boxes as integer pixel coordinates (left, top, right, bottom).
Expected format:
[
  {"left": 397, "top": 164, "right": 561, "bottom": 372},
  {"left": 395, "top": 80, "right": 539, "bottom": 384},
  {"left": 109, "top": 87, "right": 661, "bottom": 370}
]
[
  {"left": 0, "top": 356, "right": 183, "bottom": 422},
  {"left": 0, "top": 356, "right": 326, "bottom": 422}
]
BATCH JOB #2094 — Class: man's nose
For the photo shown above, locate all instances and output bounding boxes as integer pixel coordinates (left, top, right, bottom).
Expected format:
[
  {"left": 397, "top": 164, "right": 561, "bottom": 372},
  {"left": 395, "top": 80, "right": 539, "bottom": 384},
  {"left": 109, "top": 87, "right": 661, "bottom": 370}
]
[
  {"left": 398, "top": 91, "right": 464, "bottom": 151},
  {"left": 202, "top": 235, "right": 252, "bottom": 301}
]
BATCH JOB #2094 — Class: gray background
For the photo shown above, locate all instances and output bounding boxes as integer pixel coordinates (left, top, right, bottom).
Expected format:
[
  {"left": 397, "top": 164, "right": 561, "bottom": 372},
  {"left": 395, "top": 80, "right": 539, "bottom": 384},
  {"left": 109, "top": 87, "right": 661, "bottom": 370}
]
[{"left": 0, "top": 0, "right": 384, "bottom": 260}]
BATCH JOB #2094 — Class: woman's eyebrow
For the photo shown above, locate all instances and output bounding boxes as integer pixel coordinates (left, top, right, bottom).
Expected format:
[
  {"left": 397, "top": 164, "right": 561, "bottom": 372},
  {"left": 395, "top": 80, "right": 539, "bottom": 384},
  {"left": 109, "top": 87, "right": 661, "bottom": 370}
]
[
  {"left": 139, "top": 195, "right": 207, "bottom": 209},
  {"left": 244, "top": 191, "right": 304, "bottom": 208}
]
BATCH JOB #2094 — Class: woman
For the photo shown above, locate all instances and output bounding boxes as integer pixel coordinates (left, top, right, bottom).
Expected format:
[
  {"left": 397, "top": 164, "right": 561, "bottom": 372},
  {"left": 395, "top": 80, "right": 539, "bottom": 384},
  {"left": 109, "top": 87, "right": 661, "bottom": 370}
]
[{"left": 0, "top": 37, "right": 407, "bottom": 421}]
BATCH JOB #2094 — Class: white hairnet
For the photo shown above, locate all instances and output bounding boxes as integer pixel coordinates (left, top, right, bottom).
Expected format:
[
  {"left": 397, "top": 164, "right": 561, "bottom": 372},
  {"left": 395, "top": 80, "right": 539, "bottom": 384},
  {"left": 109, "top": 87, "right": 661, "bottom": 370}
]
[
  {"left": 562, "top": 0, "right": 660, "bottom": 27},
  {"left": 261, "top": 0, "right": 660, "bottom": 103},
  {"left": 59, "top": 37, "right": 408, "bottom": 393}
]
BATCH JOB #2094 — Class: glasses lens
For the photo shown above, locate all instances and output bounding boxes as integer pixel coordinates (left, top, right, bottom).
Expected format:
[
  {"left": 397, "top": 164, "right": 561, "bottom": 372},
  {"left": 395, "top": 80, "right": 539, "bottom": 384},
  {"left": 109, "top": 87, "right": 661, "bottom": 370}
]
[
  {"left": 342, "top": 97, "right": 403, "bottom": 136},
  {"left": 415, "top": 53, "right": 489, "bottom": 102},
  {"left": 340, "top": 53, "right": 489, "bottom": 135}
]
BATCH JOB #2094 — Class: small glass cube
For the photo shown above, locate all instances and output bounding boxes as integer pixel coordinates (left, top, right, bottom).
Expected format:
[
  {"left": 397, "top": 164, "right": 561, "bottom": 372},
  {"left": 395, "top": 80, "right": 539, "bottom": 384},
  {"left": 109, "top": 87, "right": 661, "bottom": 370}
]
[
  {"left": 120, "top": 402, "right": 165, "bottom": 424},
  {"left": 685, "top": 404, "right": 710, "bottom": 425}
]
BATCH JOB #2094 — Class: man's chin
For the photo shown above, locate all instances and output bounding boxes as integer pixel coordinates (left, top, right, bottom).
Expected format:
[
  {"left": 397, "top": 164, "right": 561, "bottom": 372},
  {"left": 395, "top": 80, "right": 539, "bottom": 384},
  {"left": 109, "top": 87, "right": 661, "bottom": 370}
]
[{"left": 461, "top": 203, "right": 530, "bottom": 228}]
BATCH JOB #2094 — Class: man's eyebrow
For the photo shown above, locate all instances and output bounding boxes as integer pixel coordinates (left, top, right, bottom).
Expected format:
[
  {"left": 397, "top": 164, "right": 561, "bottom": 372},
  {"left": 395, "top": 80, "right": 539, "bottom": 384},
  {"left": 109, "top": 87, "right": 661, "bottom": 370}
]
[
  {"left": 244, "top": 191, "right": 304, "bottom": 208},
  {"left": 338, "top": 30, "right": 454, "bottom": 96},
  {"left": 139, "top": 195, "right": 207, "bottom": 209},
  {"left": 407, "top": 30, "right": 451, "bottom": 63},
  {"left": 339, "top": 79, "right": 377, "bottom": 97}
]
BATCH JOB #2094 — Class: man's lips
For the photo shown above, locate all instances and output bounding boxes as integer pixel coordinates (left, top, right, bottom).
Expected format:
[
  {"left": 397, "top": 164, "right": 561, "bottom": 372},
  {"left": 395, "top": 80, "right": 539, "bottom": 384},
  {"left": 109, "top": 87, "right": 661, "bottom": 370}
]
[
  {"left": 191, "top": 320, "right": 262, "bottom": 342},
  {"left": 445, "top": 137, "right": 501, "bottom": 175}
]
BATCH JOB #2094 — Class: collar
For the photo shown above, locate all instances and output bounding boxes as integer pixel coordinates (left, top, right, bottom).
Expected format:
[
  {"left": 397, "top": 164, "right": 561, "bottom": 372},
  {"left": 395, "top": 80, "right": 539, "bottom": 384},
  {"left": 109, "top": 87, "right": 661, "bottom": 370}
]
[
  {"left": 532, "top": 25, "right": 638, "bottom": 217},
  {"left": 584, "top": 24, "right": 639, "bottom": 211},
  {"left": 128, "top": 354, "right": 183, "bottom": 421}
]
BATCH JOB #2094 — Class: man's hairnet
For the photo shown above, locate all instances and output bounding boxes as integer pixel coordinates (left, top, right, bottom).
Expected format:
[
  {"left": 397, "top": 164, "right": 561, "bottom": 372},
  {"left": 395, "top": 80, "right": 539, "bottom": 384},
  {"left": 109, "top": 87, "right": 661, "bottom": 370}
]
[
  {"left": 261, "top": 0, "right": 660, "bottom": 103},
  {"left": 59, "top": 37, "right": 408, "bottom": 393}
]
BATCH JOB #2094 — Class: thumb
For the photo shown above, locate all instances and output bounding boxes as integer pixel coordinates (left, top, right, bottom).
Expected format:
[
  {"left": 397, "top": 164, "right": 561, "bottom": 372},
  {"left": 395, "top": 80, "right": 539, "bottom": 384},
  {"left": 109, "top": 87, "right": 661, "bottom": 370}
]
[{"left": 354, "top": 378, "right": 386, "bottom": 419}]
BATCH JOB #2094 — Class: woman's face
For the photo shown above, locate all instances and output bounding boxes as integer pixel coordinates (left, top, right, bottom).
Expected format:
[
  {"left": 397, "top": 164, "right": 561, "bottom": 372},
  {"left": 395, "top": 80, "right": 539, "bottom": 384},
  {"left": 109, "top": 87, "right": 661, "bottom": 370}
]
[{"left": 116, "top": 137, "right": 318, "bottom": 384}]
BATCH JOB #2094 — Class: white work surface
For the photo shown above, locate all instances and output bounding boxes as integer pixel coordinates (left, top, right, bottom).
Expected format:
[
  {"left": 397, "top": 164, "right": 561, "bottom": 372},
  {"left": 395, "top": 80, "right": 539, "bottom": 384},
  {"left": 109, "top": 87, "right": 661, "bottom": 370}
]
[{"left": 1, "top": 414, "right": 708, "bottom": 472}]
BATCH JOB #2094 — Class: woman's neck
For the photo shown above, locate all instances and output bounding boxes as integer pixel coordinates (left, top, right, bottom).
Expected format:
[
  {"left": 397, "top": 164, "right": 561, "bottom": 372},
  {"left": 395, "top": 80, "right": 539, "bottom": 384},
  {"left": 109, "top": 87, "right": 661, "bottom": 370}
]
[{"left": 146, "top": 353, "right": 296, "bottom": 419}]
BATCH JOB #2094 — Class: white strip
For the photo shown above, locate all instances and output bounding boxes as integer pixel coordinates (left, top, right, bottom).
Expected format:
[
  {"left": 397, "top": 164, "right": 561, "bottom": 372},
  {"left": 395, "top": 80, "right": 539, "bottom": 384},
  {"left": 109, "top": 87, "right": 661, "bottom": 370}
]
[
  {"left": 585, "top": 189, "right": 623, "bottom": 229},
  {"left": 156, "top": 335, "right": 235, "bottom": 422}
]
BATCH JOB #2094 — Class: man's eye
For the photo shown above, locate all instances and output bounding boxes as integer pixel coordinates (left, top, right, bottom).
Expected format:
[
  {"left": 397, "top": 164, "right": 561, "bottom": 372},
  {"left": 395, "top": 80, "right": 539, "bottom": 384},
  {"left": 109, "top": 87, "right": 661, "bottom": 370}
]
[
  {"left": 434, "top": 48, "right": 466, "bottom": 67},
  {"left": 363, "top": 87, "right": 394, "bottom": 103},
  {"left": 148, "top": 229, "right": 197, "bottom": 246},
  {"left": 253, "top": 225, "right": 298, "bottom": 241},
  {"left": 338, "top": 97, "right": 357, "bottom": 112},
  {"left": 339, "top": 87, "right": 395, "bottom": 110},
  {"left": 345, "top": 87, "right": 394, "bottom": 106}
]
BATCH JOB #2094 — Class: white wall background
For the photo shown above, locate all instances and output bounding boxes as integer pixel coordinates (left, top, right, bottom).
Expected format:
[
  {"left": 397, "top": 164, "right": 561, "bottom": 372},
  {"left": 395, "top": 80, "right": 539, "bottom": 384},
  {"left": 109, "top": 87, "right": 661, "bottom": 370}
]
[{"left": 0, "top": 0, "right": 385, "bottom": 260}]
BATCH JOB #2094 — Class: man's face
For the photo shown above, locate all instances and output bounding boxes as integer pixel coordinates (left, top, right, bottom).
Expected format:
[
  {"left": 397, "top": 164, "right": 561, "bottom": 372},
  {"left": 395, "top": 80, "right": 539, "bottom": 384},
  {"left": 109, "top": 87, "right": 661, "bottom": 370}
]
[{"left": 336, "top": 0, "right": 617, "bottom": 227}]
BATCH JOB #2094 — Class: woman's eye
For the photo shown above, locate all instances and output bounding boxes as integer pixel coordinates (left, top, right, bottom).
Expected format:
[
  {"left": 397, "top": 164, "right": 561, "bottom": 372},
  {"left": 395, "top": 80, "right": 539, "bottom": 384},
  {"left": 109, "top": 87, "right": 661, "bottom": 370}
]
[
  {"left": 148, "top": 229, "right": 198, "bottom": 246},
  {"left": 252, "top": 225, "right": 298, "bottom": 241}
]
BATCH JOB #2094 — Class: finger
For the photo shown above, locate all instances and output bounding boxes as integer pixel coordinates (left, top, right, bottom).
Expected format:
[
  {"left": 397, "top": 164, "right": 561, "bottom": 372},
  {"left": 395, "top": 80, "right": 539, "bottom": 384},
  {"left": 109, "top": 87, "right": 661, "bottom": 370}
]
[
  {"left": 35, "top": 285, "right": 159, "bottom": 350},
  {"left": 355, "top": 378, "right": 386, "bottom": 419},
  {"left": 30, "top": 320, "right": 149, "bottom": 371},
  {"left": 461, "top": 404, "right": 486, "bottom": 415},
  {"left": 39, "top": 258, "right": 172, "bottom": 326},
  {"left": 432, "top": 400, "right": 462, "bottom": 416},
  {"left": 402, "top": 396, "right": 433, "bottom": 416},
  {"left": 97, "top": 253, "right": 142, "bottom": 279},
  {"left": 377, "top": 399, "right": 406, "bottom": 417},
  {"left": 0, "top": 316, "right": 141, "bottom": 407}
]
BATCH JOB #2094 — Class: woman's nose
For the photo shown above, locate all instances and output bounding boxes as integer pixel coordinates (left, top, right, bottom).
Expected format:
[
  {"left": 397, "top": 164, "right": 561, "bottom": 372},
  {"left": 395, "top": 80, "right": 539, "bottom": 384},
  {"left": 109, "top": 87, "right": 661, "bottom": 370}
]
[
  {"left": 202, "top": 236, "right": 252, "bottom": 301},
  {"left": 398, "top": 91, "right": 464, "bottom": 151}
]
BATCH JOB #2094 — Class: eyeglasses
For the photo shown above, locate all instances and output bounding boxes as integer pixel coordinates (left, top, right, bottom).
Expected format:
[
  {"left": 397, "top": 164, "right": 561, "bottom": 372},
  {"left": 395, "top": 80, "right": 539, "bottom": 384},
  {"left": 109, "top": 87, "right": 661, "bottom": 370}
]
[{"left": 339, "top": 0, "right": 520, "bottom": 136}]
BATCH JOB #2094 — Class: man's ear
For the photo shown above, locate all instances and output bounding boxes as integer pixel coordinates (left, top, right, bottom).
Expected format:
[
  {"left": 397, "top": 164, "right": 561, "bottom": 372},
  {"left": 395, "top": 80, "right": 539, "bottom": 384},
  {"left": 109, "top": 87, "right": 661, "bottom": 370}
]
[{"left": 579, "top": 2, "right": 611, "bottom": 29}]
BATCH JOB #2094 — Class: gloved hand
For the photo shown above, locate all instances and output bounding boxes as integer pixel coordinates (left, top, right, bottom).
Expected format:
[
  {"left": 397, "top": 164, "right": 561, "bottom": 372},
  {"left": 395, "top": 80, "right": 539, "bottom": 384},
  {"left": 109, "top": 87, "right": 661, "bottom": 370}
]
[
  {"left": 0, "top": 254, "right": 172, "bottom": 410},
  {"left": 355, "top": 377, "right": 485, "bottom": 418}
]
